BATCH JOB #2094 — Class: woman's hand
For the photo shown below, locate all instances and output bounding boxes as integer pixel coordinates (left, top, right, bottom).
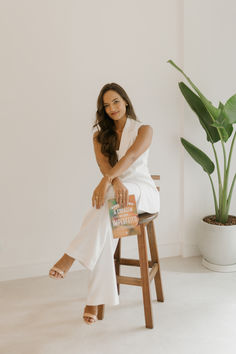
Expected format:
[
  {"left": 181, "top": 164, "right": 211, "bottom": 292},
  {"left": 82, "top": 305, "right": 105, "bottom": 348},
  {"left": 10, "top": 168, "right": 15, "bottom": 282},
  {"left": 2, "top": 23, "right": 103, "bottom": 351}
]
[
  {"left": 92, "top": 177, "right": 111, "bottom": 209},
  {"left": 112, "top": 178, "right": 129, "bottom": 207}
]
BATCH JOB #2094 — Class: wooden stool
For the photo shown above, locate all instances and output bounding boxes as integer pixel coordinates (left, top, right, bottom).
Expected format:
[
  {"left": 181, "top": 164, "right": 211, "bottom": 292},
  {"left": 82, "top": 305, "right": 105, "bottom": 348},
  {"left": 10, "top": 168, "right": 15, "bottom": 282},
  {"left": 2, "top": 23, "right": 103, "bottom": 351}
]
[{"left": 97, "top": 175, "right": 164, "bottom": 329}]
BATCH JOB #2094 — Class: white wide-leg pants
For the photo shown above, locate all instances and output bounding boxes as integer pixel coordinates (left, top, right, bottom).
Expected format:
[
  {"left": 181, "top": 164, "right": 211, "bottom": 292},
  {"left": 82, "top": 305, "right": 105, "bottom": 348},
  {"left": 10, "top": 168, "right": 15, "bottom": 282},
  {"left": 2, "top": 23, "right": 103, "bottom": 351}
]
[{"left": 65, "top": 182, "right": 145, "bottom": 306}]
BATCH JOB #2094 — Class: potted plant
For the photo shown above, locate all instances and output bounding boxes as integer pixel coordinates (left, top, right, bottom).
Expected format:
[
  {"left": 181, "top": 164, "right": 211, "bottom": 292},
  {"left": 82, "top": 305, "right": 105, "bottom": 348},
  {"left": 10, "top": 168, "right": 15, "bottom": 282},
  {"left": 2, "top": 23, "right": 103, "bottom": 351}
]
[{"left": 168, "top": 59, "right": 236, "bottom": 272}]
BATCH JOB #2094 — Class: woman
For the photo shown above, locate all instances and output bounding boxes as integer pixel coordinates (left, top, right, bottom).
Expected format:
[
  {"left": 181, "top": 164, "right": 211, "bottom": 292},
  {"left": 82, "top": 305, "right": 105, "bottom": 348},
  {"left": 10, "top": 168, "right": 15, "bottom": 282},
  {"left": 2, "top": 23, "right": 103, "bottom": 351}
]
[{"left": 49, "top": 83, "right": 160, "bottom": 325}]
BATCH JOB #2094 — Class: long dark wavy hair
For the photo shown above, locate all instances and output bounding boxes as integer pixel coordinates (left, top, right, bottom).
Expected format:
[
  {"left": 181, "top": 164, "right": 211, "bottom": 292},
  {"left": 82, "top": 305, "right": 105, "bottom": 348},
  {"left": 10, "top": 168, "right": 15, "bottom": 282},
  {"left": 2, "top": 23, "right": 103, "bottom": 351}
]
[{"left": 93, "top": 83, "right": 138, "bottom": 167}]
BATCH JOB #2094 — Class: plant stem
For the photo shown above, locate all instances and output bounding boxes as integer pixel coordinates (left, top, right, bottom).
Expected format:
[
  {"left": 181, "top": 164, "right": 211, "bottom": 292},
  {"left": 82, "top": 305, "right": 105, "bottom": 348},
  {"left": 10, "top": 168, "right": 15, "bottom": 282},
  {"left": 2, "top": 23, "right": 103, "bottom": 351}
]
[
  {"left": 208, "top": 174, "right": 219, "bottom": 218},
  {"left": 226, "top": 173, "right": 236, "bottom": 215},
  {"left": 212, "top": 124, "right": 229, "bottom": 222},
  {"left": 226, "top": 131, "right": 236, "bottom": 179},
  {"left": 220, "top": 138, "right": 228, "bottom": 222},
  {"left": 211, "top": 142, "right": 222, "bottom": 216},
  {"left": 225, "top": 131, "right": 236, "bottom": 215}
]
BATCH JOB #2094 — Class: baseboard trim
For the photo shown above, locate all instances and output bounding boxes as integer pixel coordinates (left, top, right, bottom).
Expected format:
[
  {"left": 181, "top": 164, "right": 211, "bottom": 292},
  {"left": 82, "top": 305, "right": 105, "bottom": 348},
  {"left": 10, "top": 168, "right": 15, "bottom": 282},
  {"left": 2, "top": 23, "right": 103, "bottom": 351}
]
[
  {"left": 0, "top": 260, "right": 84, "bottom": 282},
  {"left": 0, "top": 242, "right": 187, "bottom": 282},
  {"left": 182, "top": 244, "right": 201, "bottom": 258}
]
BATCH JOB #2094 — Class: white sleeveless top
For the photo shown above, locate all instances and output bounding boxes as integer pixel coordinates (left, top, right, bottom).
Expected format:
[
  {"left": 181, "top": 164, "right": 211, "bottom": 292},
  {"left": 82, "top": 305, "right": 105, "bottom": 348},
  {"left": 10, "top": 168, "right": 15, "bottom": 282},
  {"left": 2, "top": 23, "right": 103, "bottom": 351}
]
[{"left": 117, "top": 117, "right": 160, "bottom": 213}]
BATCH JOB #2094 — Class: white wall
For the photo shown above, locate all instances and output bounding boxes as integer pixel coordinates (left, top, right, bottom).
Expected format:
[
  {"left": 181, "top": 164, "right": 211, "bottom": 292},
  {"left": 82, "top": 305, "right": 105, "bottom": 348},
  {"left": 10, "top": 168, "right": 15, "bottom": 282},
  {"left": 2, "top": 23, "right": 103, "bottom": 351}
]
[
  {"left": 1, "top": 0, "right": 235, "bottom": 281},
  {"left": 0, "top": 0, "right": 183, "bottom": 280}
]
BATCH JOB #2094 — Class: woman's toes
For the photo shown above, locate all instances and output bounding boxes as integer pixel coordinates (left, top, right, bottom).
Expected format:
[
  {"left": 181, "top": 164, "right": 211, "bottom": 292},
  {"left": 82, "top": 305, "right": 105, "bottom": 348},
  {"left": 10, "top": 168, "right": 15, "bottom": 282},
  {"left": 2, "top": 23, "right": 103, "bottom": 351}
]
[
  {"left": 88, "top": 318, "right": 95, "bottom": 324},
  {"left": 49, "top": 269, "right": 63, "bottom": 278},
  {"left": 83, "top": 305, "right": 98, "bottom": 324}
]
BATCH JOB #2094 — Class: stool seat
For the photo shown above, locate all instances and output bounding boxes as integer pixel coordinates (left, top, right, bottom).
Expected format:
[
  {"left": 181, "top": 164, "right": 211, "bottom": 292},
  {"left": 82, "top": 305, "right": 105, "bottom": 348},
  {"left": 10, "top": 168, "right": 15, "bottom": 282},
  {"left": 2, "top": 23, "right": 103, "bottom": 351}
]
[{"left": 138, "top": 212, "right": 158, "bottom": 224}]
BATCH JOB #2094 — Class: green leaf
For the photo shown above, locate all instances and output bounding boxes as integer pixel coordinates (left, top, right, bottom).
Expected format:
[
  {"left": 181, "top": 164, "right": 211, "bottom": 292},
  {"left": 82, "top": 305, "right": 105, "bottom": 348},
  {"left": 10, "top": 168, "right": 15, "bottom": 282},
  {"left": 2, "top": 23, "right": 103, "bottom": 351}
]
[
  {"left": 210, "top": 102, "right": 233, "bottom": 142},
  {"left": 179, "top": 82, "right": 220, "bottom": 143},
  {"left": 167, "top": 60, "right": 220, "bottom": 121},
  {"left": 181, "top": 137, "right": 215, "bottom": 174},
  {"left": 223, "top": 94, "right": 236, "bottom": 124}
]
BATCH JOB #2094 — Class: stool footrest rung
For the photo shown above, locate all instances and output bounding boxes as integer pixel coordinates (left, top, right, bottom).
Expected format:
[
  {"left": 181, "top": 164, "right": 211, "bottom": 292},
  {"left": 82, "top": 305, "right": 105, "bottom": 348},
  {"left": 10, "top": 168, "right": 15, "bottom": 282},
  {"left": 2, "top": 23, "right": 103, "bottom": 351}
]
[
  {"left": 116, "top": 257, "right": 154, "bottom": 268},
  {"left": 116, "top": 263, "right": 159, "bottom": 287},
  {"left": 116, "top": 275, "right": 142, "bottom": 286},
  {"left": 149, "top": 263, "right": 159, "bottom": 282}
]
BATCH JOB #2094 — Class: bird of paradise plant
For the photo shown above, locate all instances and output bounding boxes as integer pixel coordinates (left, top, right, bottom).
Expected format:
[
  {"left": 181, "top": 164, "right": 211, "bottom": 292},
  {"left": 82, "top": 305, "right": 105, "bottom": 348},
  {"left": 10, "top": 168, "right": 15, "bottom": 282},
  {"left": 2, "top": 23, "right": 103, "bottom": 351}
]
[{"left": 168, "top": 59, "right": 236, "bottom": 224}]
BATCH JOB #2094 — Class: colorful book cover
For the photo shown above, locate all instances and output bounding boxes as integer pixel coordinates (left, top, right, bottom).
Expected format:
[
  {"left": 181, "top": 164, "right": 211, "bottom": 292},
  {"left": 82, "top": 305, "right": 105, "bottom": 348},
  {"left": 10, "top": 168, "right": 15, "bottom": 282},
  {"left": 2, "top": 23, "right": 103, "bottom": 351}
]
[{"left": 108, "top": 194, "right": 140, "bottom": 238}]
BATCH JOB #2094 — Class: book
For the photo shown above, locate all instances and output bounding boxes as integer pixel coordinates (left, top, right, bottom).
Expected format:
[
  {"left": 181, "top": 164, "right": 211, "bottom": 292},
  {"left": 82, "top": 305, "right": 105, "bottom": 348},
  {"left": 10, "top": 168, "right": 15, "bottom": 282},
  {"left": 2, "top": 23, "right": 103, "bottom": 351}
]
[{"left": 108, "top": 194, "right": 140, "bottom": 238}]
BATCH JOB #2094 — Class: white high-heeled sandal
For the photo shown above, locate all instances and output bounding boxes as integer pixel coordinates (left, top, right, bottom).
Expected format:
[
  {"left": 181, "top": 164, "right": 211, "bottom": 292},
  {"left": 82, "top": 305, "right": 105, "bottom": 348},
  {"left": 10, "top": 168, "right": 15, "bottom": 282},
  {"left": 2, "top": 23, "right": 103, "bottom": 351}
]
[
  {"left": 83, "top": 305, "right": 104, "bottom": 325},
  {"left": 83, "top": 312, "right": 98, "bottom": 325},
  {"left": 49, "top": 267, "right": 66, "bottom": 279}
]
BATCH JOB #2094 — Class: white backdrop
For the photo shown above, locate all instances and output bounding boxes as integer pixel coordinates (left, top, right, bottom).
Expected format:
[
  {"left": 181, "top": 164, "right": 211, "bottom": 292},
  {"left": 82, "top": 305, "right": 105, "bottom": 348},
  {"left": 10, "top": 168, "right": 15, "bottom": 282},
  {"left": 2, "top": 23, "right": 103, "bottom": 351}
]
[{"left": 0, "top": 0, "right": 235, "bottom": 280}]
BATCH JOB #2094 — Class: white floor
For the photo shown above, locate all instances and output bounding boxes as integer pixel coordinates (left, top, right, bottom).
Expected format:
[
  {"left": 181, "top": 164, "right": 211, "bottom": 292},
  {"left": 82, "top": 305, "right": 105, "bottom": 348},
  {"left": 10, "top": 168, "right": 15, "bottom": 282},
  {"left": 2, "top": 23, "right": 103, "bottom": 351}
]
[{"left": 1, "top": 256, "right": 236, "bottom": 354}]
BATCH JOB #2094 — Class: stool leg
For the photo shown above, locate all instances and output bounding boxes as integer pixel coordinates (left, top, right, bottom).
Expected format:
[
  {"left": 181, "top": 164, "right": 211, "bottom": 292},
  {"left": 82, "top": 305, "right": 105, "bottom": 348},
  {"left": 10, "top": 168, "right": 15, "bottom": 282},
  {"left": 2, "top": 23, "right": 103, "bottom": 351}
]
[
  {"left": 97, "top": 304, "right": 105, "bottom": 320},
  {"left": 137, "top": 224, "right": 153, "bottom": 329},
  {"left": 147, "top": 220, "right": 164, "bottom": 302},
  {"left": 114, "top": 238, "right": 121, "bottom": 295}
]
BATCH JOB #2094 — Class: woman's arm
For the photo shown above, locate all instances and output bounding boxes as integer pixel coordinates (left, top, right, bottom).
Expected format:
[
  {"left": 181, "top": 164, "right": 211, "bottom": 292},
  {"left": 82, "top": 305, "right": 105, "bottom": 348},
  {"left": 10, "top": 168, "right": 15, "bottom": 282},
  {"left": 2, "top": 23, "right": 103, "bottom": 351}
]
[
  {"left": 93, "top": 131, "right": 111, "bottom": 175},
  {"left": 93, "top": 131, "right": 120, "bottom": 185},
  {"left": 93, "top": 125, "right": 153, "bottom": 181},
  {"left": 92, "top": 131, "right": 121, "bottom": 209},
  {"left": 91, "top": 125, "right": 152, "bottom": 208},
  {"left": 105, "top": 125, "right": 153, "bottom": 181}
]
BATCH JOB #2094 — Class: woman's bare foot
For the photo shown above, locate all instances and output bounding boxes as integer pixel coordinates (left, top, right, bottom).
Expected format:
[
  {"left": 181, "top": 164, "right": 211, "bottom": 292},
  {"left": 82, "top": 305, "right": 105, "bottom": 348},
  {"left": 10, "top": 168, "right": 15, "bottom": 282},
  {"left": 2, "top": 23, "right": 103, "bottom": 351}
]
[
  {"left": 83, "top": 305, "right": 98, "bottom": 324},
  {"left": 49, "top": 253, "right": 75, "bottom": 279}
]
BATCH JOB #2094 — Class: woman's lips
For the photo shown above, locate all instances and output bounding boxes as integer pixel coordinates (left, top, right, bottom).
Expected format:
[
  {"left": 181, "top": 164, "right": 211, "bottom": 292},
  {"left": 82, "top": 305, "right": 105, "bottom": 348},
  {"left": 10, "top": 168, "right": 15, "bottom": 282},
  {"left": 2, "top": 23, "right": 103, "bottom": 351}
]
[{"left": 111, "top": 112, "right": 119, "bottom": 116}]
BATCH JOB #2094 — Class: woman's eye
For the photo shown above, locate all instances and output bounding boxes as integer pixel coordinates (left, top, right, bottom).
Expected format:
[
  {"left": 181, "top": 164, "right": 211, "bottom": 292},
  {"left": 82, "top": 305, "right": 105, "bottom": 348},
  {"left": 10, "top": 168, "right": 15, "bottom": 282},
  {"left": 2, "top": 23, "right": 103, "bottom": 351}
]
[{"left": 104, "top": 100, "right": 119, "bottom": 108}]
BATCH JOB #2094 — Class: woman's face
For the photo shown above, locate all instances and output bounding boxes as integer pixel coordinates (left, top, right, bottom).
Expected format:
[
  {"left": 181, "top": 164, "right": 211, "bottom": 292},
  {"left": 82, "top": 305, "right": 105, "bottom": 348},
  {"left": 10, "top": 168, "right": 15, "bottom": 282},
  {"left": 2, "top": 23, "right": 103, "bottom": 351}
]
[{"left": 103, "top": 90, "right": 127, "bottom": 121}]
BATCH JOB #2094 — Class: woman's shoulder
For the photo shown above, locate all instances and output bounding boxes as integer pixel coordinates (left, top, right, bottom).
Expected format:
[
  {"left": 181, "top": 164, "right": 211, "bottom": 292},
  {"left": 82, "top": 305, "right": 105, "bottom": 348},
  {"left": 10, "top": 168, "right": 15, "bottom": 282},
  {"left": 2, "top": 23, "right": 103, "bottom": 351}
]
[
  {"left": 93, "top": 131, "right": 99, "bottom": 138},
  {"left": 137, "top": 125, "right": 153, "bottom": 141},
  {"left": 129, "top": 118, "right": 152, "bottom": 131},
  {"left": 93, "top": 130, "right": 100, "bottom": 141},
  {"left": 93, "top": 130, "right": 100, "bottom": 145}
]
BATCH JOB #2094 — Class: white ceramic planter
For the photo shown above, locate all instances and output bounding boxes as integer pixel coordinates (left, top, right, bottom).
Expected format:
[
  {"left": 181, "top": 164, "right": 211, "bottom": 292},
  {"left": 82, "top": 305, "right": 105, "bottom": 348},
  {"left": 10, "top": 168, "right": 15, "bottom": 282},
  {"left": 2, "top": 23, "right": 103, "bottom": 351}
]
[{"left": 198, "top": 217, "right": 236, "bottom": 272}]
